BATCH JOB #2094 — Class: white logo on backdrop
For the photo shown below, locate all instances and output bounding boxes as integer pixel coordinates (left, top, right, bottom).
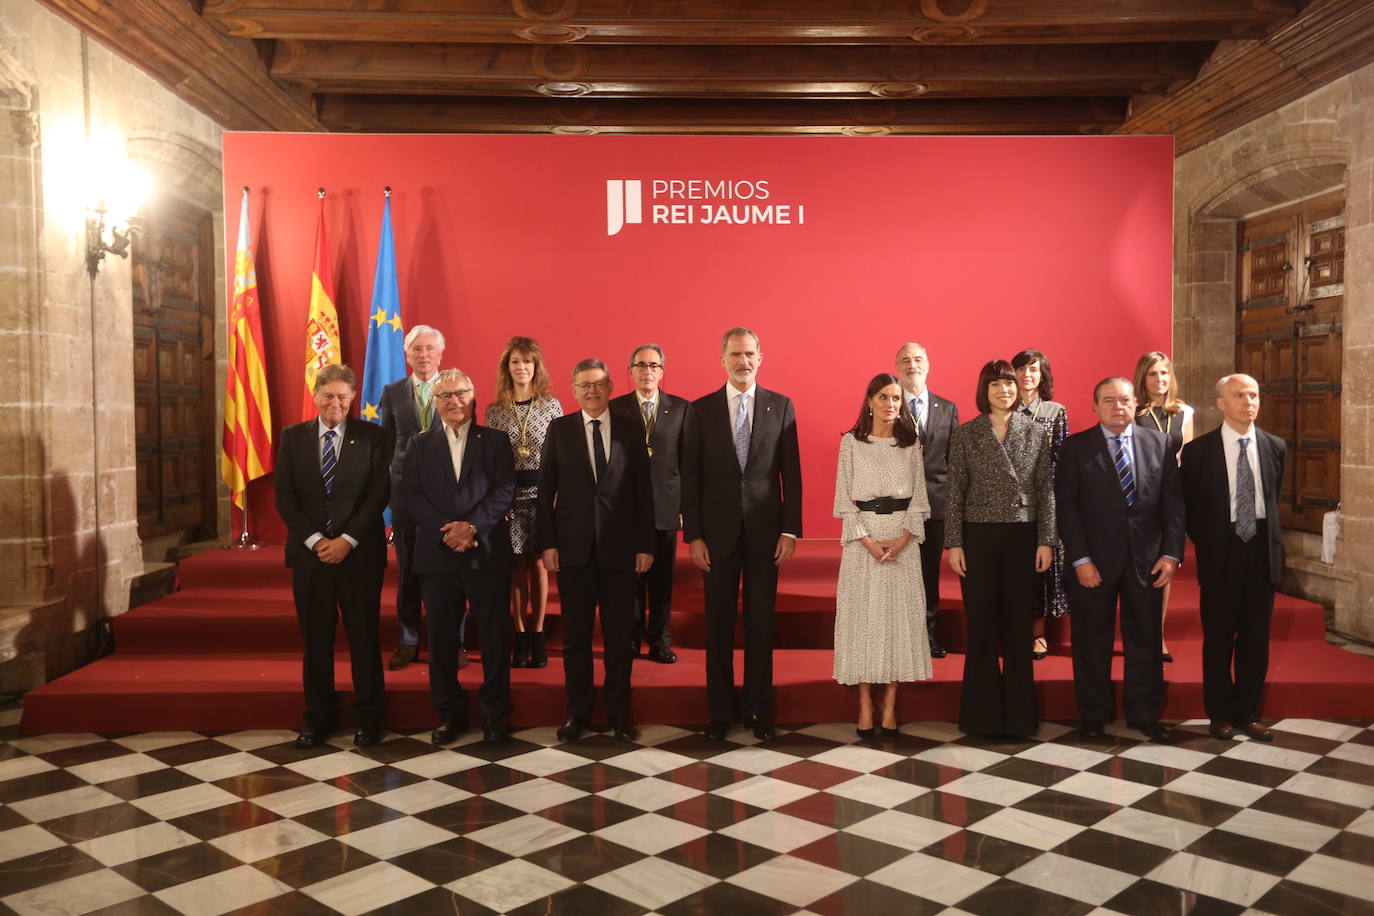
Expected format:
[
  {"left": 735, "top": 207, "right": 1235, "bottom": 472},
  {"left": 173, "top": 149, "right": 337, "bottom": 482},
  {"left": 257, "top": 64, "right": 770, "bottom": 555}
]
[
  {"left": 606, "top": 178, "right": 807, "bottom": 236},
  {"left": 606, "top": 180, "right": 643, "bottom": 236}
]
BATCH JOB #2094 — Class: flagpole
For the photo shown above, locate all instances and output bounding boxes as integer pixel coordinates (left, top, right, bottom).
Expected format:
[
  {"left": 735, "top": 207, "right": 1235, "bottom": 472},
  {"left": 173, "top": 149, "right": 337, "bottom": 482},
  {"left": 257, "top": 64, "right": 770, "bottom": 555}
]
[
  {"left": 383, "top": 184, "right": 394, "bottom": 545},
  {"left": 230, "top": 494, "right": 260, "bottom": 550}
]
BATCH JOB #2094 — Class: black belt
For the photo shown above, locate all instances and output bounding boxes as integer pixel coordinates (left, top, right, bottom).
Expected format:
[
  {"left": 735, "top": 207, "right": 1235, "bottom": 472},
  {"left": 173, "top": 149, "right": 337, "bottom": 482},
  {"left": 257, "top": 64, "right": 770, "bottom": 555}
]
[
  {"left": 855, "top": 497, "right": 911, "bottom": 514},
  {"left": 515, "top": 470, "right": 540, "bottom": 488}
]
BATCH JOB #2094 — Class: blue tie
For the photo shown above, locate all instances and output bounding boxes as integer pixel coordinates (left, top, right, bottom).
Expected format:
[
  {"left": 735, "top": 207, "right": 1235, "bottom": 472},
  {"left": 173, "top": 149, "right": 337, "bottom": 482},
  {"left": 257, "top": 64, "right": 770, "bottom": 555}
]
[
  {"left": 734, "top": 392, "right": 751, "bottom": 472},
  {"left": 1113, "top": 434, "right": 1135, "bottom": 507},
  {"left": 322, "top": 429, "right": 337, "bottom": 536}
]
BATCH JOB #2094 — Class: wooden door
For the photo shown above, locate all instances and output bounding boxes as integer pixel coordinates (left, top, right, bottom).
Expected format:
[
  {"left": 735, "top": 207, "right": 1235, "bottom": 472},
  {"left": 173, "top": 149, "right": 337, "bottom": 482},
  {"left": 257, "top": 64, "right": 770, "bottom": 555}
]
[
  {"left": 1235, "top": 190, "right": 1344, "bottom": 534},
  {"left": 131, "top": 197, "right": 217, "bottom": 541}
]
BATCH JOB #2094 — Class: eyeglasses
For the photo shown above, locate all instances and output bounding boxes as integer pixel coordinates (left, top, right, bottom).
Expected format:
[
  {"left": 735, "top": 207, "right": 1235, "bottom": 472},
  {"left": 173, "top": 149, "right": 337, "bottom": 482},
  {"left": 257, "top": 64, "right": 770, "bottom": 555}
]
[
  {"left": 573, "top": 380, "right": 612, "bottom": 391},
  {"left": 434, "top": 388, "right": 472, "bottom": 401},
  {"left": 630, "top": 361, "right": 663, "bottom": 371}
]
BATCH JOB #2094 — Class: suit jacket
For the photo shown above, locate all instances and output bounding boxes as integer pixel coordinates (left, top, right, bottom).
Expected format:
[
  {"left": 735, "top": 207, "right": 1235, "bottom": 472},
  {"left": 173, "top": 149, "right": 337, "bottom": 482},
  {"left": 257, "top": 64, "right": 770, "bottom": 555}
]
[
  {"left": 943, "top": 412, "right": 1056, "bottom": 548},
  {"left": 681, "top": 385, "right": 803, "bottom": 556},
  {"left": 400, "top": 422, "right": 516, "bottom": 576},
  {"left": 916, "top": 389, "right": 958, "bottom": 520},
  {"left": 274, "top": 418, "right": 392, "bottom": 571},
  {"left": 609, "top": 390, "right": 687, "bottom": 531},
  {"left": 535, "top": 412, "right": 656, "bottom": 569},
  {"left": 1181, "top": 425, "right": 1286, "bottom": 587},
  {"left": 1056, "top": 425, "right": 1184, "bottom": 588},
  {"left": 380, "top": 376, "right": 443, "bottom": 507}
]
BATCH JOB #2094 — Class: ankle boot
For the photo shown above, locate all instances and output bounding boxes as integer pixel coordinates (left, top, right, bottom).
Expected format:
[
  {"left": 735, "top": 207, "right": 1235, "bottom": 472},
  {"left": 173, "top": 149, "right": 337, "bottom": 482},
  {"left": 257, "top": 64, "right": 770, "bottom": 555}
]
[
  {"left": 512, "top": 632, "right": 530, "bottom": 668},
  {"left": 529, "top": 631, "right": 548, "bottom": 668}
]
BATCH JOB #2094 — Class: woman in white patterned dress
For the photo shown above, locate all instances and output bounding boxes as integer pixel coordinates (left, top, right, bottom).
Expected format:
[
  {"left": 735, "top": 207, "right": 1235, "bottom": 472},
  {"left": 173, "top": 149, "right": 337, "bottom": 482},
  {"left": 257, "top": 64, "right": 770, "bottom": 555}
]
[{"left": 833, "top": 373, "right": 932, "bottom": 739}]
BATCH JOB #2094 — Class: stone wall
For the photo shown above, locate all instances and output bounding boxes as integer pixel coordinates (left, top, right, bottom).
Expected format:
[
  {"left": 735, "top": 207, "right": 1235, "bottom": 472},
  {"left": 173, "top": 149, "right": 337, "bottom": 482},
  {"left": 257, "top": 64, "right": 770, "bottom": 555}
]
[
  {"left": 0, "top": 0, "right": 224, "bottom": 690},
  {"left": 1174, "top": 62, "right": 1374, "bottom": 642}
]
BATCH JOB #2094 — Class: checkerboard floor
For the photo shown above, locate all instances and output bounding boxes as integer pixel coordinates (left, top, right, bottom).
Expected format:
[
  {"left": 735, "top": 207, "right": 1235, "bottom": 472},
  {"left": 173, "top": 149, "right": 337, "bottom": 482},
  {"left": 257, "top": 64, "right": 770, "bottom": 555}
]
[{"left": 1, "top": 709, "right": 1372, "bottom": 915}]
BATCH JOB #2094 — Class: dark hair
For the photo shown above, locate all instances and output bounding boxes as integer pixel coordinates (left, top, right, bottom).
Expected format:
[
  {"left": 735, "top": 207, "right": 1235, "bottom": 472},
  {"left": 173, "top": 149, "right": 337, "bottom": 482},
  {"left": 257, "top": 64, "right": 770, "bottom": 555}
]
[
  {"left": 848, "top": 373, "right": 917, "bottom": 447},
  {"left": 1093, "top": 376, "right": 1134, "bottom": 403},
  {"left": 975, "top": 360, "right": 1019, "bottom": 414},
  {"left": 721, "top": 326, "right": 760, "bottom": 353},
  {"left": 571, "top": 357, "right": 608, "bottom": 379},
  {"left": 1011, "top": 349, "right": 1054, "bottom": 400}
]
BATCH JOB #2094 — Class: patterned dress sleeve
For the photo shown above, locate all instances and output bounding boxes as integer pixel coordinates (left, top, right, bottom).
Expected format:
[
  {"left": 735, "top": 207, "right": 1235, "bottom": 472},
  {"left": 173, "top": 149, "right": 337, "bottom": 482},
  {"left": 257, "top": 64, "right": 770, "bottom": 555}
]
[{"left": 832, "top": 434, "right": 868, "bottom": 543}]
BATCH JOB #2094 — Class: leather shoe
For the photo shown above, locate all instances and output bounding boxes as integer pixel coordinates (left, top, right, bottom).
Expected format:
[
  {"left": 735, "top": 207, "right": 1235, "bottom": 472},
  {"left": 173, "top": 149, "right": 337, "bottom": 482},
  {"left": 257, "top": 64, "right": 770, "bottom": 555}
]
[
  {"left": 928, "top": 639, "right": 948, "bottom": 659},
  {"left": 704, "top": 719, "right": 730, "bottom": 741},
  {"left": 856, "top": 726, "right": 877, "bottom": 740},
  {"left": 388, "top": 644, "right": 417, "bottom": 671},
  {"left": 353, "top": 728, "right": 382, "bottom": 748},
  {"left": 482, "top": 719, "right": 508, "bottom": 743},
  {"left": 457, "top": 648, "right": 470, "bottom": 670},
  {"left": 646, "top": 647, "right": 678, "bottom": 664},
  {"left": 294, "top": 730, "right": 326, "bottom": 749},
  {"left": 1130, "top": 721, "right": 1173, "bottom": 743},
  {"left": 1080, "top": 723, "right": 1105, "bottom": 739},
  {"left": 611, "top": 717, "right": 639, "bottom": 742},
  {"left": 431, "top": 717, "right": 467, "bottom": 746},
  {"left": 556, "top": 717, "right": 588, "bottom": 742},
  {"left": 1239, "top": 721, "right": 1274, "bottom": 741},
  {"left": 746, "top": 716, "right": 775, "bottom": 741},
  {"left": 1208, "top": 722, "right": 1236, "bottom": 740}
]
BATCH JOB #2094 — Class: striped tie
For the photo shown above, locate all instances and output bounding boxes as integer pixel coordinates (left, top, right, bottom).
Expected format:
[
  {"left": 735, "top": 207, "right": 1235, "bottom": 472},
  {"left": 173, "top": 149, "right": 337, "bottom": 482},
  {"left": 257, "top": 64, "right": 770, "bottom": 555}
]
[
  {"left": 734, "top": 392, "right": 751, "bottom": 472},
  {"left": 322, "top": 429, "right": 337, "bottom": 536},
  {"left": 1113, "top": 434, "right": 1135, "bottom": 507}
]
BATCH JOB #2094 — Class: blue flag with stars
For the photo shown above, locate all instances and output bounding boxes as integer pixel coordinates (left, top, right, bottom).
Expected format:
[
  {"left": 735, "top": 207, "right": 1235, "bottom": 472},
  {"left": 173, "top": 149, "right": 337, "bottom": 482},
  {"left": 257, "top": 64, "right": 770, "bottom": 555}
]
[{"left": 360, "top": 195, "right": 406, "bottom": 525}]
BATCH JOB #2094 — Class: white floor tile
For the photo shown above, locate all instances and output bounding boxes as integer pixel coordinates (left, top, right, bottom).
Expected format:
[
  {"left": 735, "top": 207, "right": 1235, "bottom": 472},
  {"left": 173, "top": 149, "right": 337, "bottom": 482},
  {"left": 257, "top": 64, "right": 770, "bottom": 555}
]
[
  {"left": 967, "top": 807, "right": 1086, "bottom": 850},
  {"left": 1221, "top": 740, "right": 1320, "bottom": 771},
  {"left": 1217, "top": 807, "right": 1340, "bottom": 852},
  {"left": 711, "top": 775, "right": 815, "bottom": 810},
  {"left": 601, "top": 747, "right": 698, "bottom": 776},
  {"left": 1116, "top": 743, "right": 1213, "bottom": 771},
  {"left": 1278, "top": 771, "right": 1374, "bottom": 810},
  {"left": 808, "top": 745, "right": 906, "bottom": 774},
  {"left": 127, "top": 783, "right": 242, "bottom": 820},
  {"left": 282, "top": 750, "right": 383, "bottom": 781},
  {"left": 1050, "top": 771, "right": 1157, "bottom": 806},
  {"left": 729, "top": 854, "right": 856, "bottom": 906},
  {"left": 0, "top": 825, "right": 65, "bottom": 864},
  {"left": 0, "top": 756, "right": 56, "bottom": 783},
  {"left": 1146, "top": 851, "right": 1279, "bottom": 907},
  {"left": 465, "top": 813, "right": 583, "bottom": 856},
  {"left": 110, "top": 732, "right": 205, "bottom": 752},
  {"left": 827, "top": 773, "right": 928, "bottom": 808},
  {"left": 900, "top": 721, "right": 964, "bottom": 742},
  {"left": 1163, "top": 770, "right": 1271, "bottom": 808},
  {"left": 867, "top": 851, "right": 999, "bottom": 904},
  {"left": 1015, "top": 741, "right": 1112, "bottom": 771},
  {"left": 1285, "top": 853, "right": 1374, "bottom": 903},
  {"left": 597, "top": 776, "right": 702, "bottom": 811},
  {"left": 8, "top": 785, "right": 124, "bottom": 823},
  {"left": 841, "top": 809, "right": 961, "bottom": 852},
  {"left": 3, "top": 867, "right": 144, "bottom": 916},
  {"left": 304, "top": 860, "right": 436, "bottom": 915},
  {"left": 593, "top": 812, "right": 710, "bottom": 855},
  {"left": 7, "top": 734, "right": 104, "bottom": 755},
  {"left": 367, "top": 780, "right": 473, "bottom": 815},
  {"left": 1007, "top": 852, "right": 1139, "bottom": 905},
  {"left": 66, "top": 752, "right": 168, "bottom": 786},
  {"left": 449, "top": 859, "right": 575, "bottom": 911},
  {"left": 1092, "top": 807, "right": 1211, "bottom": 850},
  {"left": 1328, "top": 741, "right": 1374, "bottom": 767},
  {"left": 585, "top": 857, "right": 717, "bottom": 910},
  {"left": 1347, "top": 810, "right": 1374, "bottom": 838},
  {"left": 913, "top": 744, "right": 1006, "bottom": 772},
  {"left": 75, "top": 821, "right": 200, "bottom": 867},
  {"left": 336, "top": 816, "right": 457, "bottom": 859},
  {"left": 632, "top": 725, "right": 694, "bottom": 747},
  {"left": 483, "top": 776, "right": 587, "bottom": 813},
  {"left": 717, "top": 810, "right": 835, "bottom": 853},
  {"left": 500, "top": 747, "right": 590, "bottom": 777},
  {"left": 154, "top": 863, "right": 293, "bottom": 916},
  {"left": 388, "top": 750, "right": 486, "bottom": 779},
  {"left": 794, "top": 722, "right": 866, "bottom": 743},
  {"left": 175, "top": 752, "right": 275, "bottom": 783},
  {"left": 251, "top": 782, "right": 361, "bottom": 817},
  {"left": 208, "top": 818, "right": 330, "bottom": 863},
  {"left": 211, "top": 729, "right": 300, "bottom": 751},
  {"left": 705, "top": 747, "right": 804, "bottom": 775},
  {"left": 938, "top": 772, "right": 1042, "bottom": 806},
  {"left": 1271, "top": 719, "right": 1363, "bottom": 742}
]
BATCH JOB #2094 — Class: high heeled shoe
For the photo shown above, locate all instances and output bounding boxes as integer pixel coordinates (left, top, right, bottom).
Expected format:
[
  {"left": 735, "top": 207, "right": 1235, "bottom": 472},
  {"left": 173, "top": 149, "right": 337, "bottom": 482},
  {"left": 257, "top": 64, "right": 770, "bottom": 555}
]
[
  {"left": 1031, "top": 636, "right": 1049, "bottom": 660},
  {"left": 880, "top": 726, "right": 900, "bottom": 739},
  {"left": 856, "top": 725, "right": 877, "bottom": 740}
]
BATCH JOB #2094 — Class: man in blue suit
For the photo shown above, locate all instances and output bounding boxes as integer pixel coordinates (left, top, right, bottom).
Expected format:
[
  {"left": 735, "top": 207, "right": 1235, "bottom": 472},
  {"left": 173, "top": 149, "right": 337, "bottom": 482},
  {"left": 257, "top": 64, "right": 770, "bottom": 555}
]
[{"left": 401, "top": 368, "right": 516, "bottom": 744}]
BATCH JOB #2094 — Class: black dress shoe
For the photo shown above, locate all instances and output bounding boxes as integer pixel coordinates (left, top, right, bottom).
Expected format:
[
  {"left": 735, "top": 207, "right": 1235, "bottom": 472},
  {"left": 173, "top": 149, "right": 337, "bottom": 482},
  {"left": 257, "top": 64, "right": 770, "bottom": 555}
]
[
  {"left": 353, "top": 728, "right": 382, "bottom": 747},
  {"left": 294, "top": 731, "right": 326, "bottom": 749},
  {"left": 611, "top": 717, "right": 639, "bottom": 742},
  {"left": 388, "top": 644, "right": 417, "bottom": 671},
  {"left": 431, "top": 717, "right": 467, "bottom": 745},
  {"left": 647, "top": 647, "right": 678, "bottom": 664},
  {"left": 556, "top": 717, "right": 588, "bottom": 741},
  {"left": 482, "top": 719, "right": 508, "bottom": 743},
  {"left": 928, "top": 638, "right": 948, "bottom": 659},
  {"left": 1208, "top": 722, "right": 1236, "bottom": 740},
  {"left": 1130, "top": 721, "right": 1173, "bottom": 743},
  {"left": 1239, "top": 721, "right": 1274, "bottom": 741},
  {"left": 1161, "top": 651, "right": 1174, "bottom": 663},
  {"left": 704, "top": 720, "right": 730, "bottom": 741},
  {"left": 749, "top": 719, "right": 775, "bottom": 741},
  {"left": 1081, "top": 723, "right": 1105, "bottom": 739}
]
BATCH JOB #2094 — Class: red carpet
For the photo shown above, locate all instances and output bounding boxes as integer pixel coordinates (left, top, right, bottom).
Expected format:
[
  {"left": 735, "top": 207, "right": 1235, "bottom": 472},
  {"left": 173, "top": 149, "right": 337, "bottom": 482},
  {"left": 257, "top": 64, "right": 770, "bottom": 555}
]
[{"left": 21, "top": 541, "right": 1374, "bottom": 733}]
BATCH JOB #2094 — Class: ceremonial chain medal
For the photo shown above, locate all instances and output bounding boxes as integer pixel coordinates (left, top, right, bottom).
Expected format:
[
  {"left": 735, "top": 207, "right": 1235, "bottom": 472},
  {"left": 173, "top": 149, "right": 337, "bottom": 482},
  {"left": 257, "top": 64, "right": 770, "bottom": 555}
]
[
  {"left": 515, "top": 399, "right": 533, "bottom": 460},
  {"left": 1144, "top": 405, "right": 1173, "bottom": 436},
  {"left": 642, "top": 400, "right": 656, "bottom": 458}
]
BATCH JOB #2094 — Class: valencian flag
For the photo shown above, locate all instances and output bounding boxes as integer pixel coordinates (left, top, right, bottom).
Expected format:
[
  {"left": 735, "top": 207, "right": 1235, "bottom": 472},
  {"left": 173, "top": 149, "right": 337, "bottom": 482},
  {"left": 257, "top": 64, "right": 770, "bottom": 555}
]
[
  {"left": 301, "top": 189, "right": 341, "bottom": 419},
  {"left": 360, "top": 190, "right": 407, "bottom": 525},
  {"left": 220, "top": 188, "right": 274, "bottom": 511}
]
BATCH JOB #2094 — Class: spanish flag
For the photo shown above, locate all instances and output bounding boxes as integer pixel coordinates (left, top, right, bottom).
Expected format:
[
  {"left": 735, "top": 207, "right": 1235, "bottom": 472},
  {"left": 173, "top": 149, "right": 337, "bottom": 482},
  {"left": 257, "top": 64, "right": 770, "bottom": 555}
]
[
  {"left": 220, "top": 189, "right": 274, "bottom": 510},
  {"left": 301, "top": 191, "right": 341, "bottom": 419}
]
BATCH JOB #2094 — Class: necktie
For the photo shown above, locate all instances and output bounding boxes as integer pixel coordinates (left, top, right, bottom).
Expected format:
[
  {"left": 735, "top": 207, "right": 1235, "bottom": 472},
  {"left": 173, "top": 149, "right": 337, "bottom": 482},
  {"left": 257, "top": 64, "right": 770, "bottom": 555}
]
[
  {"left": 1236, "top": 437, "right": 1257, "bottom": 542},
  {"left": 591, "top": 418, "right": 608, "bottom": 483},
  {"left": 1113, "top": 434, "right": 1135, "bottom": 507},
  {"left": 417, "top": 380, "right": 432, "bottom": 429},
  {"left": 915, "top": 396, "right": 927, "bottom": 441},
  {"left": 641, "top": 399, "right": 655, "bottom": 436},
  {"left": 322, "top": 429, "right": 337, "bottom": 536},
  {"left": 734, "top": 392, "right": 751, "bottom": 472}
]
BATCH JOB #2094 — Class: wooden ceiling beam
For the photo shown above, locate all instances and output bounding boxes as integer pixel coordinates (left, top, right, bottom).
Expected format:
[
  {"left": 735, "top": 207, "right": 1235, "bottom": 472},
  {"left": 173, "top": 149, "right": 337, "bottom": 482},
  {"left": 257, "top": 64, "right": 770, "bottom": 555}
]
[
  {"left": 272, "top": 41, "right": 1210, "bottom": 100},
  {"left": 1117, "top": 0, "right": 1374, "bottom": 153},
  {"left": 36, "top": 0, "right": 321, "bottom": 131},
  {"left": 204, "top": 0, "right": 1295, "bottom": 46},
  {"left": 316, "top": 95, "right": 1127, "bottom": 135}
]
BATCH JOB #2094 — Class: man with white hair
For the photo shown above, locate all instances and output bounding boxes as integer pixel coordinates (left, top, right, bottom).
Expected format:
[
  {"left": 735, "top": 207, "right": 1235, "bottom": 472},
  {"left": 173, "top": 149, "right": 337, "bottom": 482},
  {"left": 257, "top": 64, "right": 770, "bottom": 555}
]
[{"left": 1180, "top": 373, "right": 1287, "bottom": 742}]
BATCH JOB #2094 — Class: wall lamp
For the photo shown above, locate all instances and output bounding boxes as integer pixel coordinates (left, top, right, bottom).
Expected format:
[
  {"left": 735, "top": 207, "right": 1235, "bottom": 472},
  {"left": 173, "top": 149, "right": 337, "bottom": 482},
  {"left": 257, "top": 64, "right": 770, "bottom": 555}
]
[{"left": 85, "top": 207, "right": 141, "bottom": 277}]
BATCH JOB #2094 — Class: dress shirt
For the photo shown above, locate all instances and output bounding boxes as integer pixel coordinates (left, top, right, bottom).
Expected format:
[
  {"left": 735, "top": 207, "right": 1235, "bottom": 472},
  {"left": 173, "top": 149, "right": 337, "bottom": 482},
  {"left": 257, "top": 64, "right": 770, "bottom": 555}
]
[
  {"left": 444, "top": 420, "right": 471, "bottom": 485},
  {"left": 905, "top": 388, "right": 928, "bottom": 431},
  {"left": 582, "top": 409, "right": 612, "bottom": 480},
  {"left": 725, "top": 382, "right": 757, "bottom": 431},
  {"left": 305, "top": 417, "right": 358, "bottom": 550},
  {"left": 1220, "top": 421, "right": 1266, "bottom": 521}
]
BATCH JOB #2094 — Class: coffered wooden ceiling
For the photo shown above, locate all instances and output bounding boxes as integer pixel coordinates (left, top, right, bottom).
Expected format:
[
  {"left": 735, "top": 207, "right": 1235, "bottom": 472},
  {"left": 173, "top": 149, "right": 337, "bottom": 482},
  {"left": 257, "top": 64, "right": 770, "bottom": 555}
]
[{"left": 39, "top": 0, "right": 1374, "bottom": 152}]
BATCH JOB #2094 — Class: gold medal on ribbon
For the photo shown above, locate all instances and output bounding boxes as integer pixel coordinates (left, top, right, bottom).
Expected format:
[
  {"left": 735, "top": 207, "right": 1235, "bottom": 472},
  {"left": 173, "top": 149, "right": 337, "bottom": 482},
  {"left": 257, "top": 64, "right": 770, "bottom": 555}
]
[
  {"left": 646, "top": 445, "right": 654, "bottom": 458},
  {"left": 516, "top": 445, "right": 532, "bottom": 460}
]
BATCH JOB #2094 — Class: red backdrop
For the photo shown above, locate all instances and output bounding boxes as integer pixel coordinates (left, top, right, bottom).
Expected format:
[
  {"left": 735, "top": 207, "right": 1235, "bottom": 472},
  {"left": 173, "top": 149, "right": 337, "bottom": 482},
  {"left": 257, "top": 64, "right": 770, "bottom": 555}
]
[{"left": 223, "top": 133, "right": 1174, "bottom": 541}]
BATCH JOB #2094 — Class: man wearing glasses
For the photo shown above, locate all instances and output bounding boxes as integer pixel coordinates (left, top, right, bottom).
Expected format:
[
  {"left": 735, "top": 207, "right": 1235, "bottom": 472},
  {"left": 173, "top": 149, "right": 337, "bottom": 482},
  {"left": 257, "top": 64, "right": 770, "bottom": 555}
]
[
  {"left": 401, "top": 368, "right": 516, "bottom": 744},
  {"left": 537, "top": 359, "right": 656, "bottom": 742},
  {"left": 610, "top": 344, "right": 687, "bottom": 664}
]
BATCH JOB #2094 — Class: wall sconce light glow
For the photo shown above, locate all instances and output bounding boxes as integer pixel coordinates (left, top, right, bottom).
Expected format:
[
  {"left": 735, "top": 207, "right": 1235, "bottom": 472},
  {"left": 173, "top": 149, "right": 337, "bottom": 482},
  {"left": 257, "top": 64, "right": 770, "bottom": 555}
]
[{"left": 80, "top": 127, "right": 154, "bottom": 277}]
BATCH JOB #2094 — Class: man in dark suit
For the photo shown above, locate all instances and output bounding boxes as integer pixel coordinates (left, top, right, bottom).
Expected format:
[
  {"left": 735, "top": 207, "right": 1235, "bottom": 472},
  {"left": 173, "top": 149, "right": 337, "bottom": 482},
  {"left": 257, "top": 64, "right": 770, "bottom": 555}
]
[
  {"left": 274, "top": 364, "right": 392, "bottom": 749},
  {"left": 401, "top": 368, "right": 516, "bottom": 744},
  {"left": 380, "top": 325, "right": 445, "bottom": 670},
  {"left": 537, "top": 358, "right": 656, "bottom": 742},
  {"left": 609, "top": 343, "right": 687, "bottom": 665},
  {"left": 1057, "top": 377, "right": 1184, "bottom": 742},
  {"left": 682, "top": 327, "right": 803, "bottom": 741},
  {"left": 896, "top": 342, "right": 958, "bottom": 657},
  {"left": 1181, "top": 373, "right": 1287, "bottom": 742}
]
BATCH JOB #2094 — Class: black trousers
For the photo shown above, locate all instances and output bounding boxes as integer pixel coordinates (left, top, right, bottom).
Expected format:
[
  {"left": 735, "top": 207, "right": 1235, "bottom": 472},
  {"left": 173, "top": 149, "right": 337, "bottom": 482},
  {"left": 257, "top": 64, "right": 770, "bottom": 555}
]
[
  {"left": 634, "top": 529, "right": 678, "bottom": 652},
  {"left": 557, "top": 564, "right": 637, "bottom": 721},
  {"left": 419, "top": 567, "right": 511, "bottom": 723},
  {"left": 1068, "top": 565, "right": 1164, "bottom": 726},
  {"left": 392, "top": 514, "right": 424, "bottom": 647},
  {"left": 918, "top": 518, "right": 945, "bottom": 635},
  {"left": 702, "top": 527, "right": 779, "bottom": 723},
  {"left": 291, "top": 558, "right": 386, "bottom": 733},
  {"left": 957, "top": 522, "right": 1039, "bottom": 737},
  {"left": 1200, "top": 521, "right": 1275, "bottom": 724}
]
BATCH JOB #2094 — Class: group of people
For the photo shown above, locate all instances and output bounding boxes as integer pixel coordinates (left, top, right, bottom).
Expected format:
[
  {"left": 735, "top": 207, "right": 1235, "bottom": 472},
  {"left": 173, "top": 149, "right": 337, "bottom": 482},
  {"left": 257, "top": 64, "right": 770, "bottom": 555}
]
[{"left": 273, "top": 328, "right": 1286, "bottom": 750}]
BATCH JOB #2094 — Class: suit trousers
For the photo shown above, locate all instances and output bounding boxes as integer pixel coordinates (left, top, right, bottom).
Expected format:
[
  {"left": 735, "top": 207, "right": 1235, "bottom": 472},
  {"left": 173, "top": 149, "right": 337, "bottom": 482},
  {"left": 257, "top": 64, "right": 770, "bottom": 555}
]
[
  {"left": 957, "top": 522, "right": 1039, "bottom": 737},
  {"left": 419, "top": 567, "right": 511, "bottom": 724},
  {"left": 1200, "top": 520, "right": 1275, "bottom": 724},
  {"left": 394, "top": 517, "right": 466, "bottom": 649},
  {"left": 919, "top": 518, "right": 945, "bottom": 635},
  {"left": 634, "top": 529, "right": 678, "bottom": 653},
  {"left": 557, "top": 564, "right": 637, "bottom": 721},
  {"left": 702, "top": 527, "right": 779, "bottom": 723},
  {"left": 291, "top": 558, "right": 386, "bottom": 733},
  {"left": 1068, "top": 567, "right": 1164, "bottom": 726}
]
